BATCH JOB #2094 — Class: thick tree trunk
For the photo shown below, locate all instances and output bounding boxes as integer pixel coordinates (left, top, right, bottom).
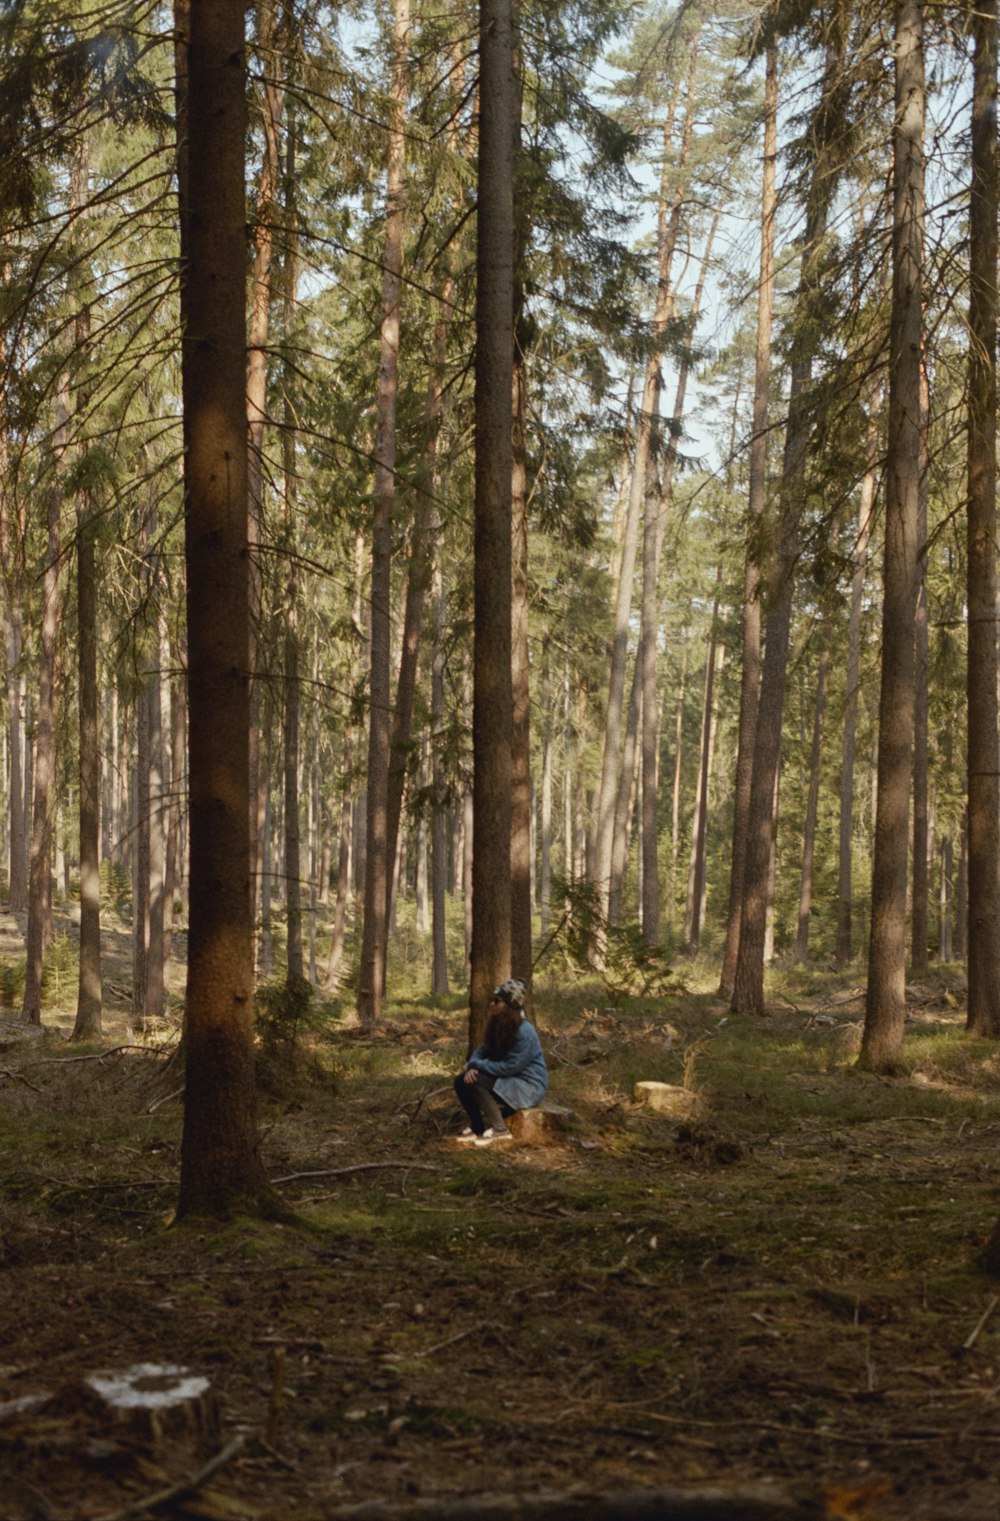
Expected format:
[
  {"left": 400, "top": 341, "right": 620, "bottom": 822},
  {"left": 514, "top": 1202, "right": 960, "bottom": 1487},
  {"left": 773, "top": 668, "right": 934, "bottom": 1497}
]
[
  {"left": 862, "top": 0, "right": 925, "bottom": 1071},
  {"left": 719, "top": 39, "right": 776, "bottom": 998},
  {"left": 177, "top": 0, "right": 269, "bottom": 1218},
  {"left": 358, "top": 0, "right": 409, "bottom": 1025},
  {"left": 965, "top": 0, "right": 1000, "bottom": 1036},
  {"left": 468, "top": 0, "right": 515, "bottom": 1049}
]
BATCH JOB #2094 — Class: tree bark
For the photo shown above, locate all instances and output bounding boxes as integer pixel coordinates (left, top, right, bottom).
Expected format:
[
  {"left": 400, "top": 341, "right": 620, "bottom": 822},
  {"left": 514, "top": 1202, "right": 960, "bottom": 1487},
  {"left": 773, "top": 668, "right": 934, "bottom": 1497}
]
[
  {"left": 177, "top": 0, "right": 269, "bottom": 1218},
  {"left": 836, "top": 439, "right": 876, "bottom": 964},
  {"left": 589, "top": 29, "right": 699, "bottom": 937},
  {"left": 719, "top": 38, "right": 776, "bottom": 998},
  {"left": 861, "top": 0, "right": 925, "bottom": 1070},
  {"left": 430, "top": 560, "right": 450, "bottom": 994},
  {"left": 468, "top": 0, "right": 515, "bottom": 1049},
  {"left": 246, "top": 0, "right": 287, "bottom": 968},
  {"left": 21, "top": 376, "right": 66, "bottom": 1025},
  {"left": 795, "top": 643, "right": 829, "bottom": 962},
  {"left": 685, "top": 581, "right": 721, "bottom": 955},
  {"left": 282, "top": 114, "right": 303, "bottom": 987},
  {"left": 358, "top": 0, "right": 409, "bottom": 1026},
  {"left": 965, "top": 0, "right": 1000, "bottom": 1036},
  {"left": 74, "top": 481, "right": 102, "bottom": 1040},
  {"left": 910, "top": 360, "right": 930, "bottom": 971},
  {"left": 731, "top": 27, "right": 845, "bottom": 1017}
]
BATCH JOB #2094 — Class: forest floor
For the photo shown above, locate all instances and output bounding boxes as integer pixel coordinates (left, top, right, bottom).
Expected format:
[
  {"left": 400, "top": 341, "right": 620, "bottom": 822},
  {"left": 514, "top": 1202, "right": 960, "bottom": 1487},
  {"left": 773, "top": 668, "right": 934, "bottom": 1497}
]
[{"left": 2, "top": 912, "right": 1000, "bottom": 1520}]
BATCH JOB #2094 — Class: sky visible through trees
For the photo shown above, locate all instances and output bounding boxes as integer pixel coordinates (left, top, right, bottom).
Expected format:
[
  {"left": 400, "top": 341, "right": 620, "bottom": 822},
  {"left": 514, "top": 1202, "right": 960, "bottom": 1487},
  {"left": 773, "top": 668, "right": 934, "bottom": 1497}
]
[{"left": 0, "top": 0, "right": 996, "bottom": 1107}]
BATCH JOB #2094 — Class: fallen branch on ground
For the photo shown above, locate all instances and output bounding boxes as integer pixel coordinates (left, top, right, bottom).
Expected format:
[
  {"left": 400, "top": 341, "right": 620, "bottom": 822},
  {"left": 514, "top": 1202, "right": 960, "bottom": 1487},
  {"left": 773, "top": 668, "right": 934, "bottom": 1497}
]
[
  {"left": 311, "top": 1483, "right": 819, "bottom": 1521},
  {"left": 272, "top": 1162, "right": 442, "bottom": 1184},
  {"left": 0, "top": 1068, "right": 42, "bottom": 1091},
  {"left": 93, "top": 1433, "right": 245, "bottom": 1521}
]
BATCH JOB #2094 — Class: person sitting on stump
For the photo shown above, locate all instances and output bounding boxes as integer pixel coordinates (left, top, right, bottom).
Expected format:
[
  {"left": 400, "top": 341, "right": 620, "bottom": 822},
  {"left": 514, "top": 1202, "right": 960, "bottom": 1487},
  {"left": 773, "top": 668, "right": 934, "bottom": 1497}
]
[{"left": 453, "top": 979, "right": 548, "bottom": 1147}]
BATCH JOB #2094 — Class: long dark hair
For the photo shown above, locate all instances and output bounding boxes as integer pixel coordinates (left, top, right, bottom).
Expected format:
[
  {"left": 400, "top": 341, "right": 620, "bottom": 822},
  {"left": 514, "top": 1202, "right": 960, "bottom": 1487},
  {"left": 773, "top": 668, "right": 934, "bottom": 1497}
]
[{"left": 484, "top": 1005, "right": 521, "bottom": 1058}]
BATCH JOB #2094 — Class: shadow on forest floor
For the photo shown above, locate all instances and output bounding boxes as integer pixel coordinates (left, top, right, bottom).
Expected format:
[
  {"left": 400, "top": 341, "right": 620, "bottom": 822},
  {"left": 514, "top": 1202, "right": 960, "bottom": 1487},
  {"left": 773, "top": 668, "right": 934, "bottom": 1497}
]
[{"left": 1, "top": 946, "right": 999, "bottom": 1520}]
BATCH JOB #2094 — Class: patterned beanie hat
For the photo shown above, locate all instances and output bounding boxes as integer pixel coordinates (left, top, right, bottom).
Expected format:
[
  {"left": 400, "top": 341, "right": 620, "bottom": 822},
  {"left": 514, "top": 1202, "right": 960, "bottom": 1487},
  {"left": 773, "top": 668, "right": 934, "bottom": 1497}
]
[{"left": 492, "top": 978, "right": 526, "bottom": 1008}]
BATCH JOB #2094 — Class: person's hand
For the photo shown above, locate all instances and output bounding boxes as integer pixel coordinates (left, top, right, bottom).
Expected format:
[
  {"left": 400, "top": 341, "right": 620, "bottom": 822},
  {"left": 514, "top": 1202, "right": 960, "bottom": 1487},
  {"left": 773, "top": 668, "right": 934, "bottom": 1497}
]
[{"left": 463, "top": 1067, "right": 479, "bottom": 1085}]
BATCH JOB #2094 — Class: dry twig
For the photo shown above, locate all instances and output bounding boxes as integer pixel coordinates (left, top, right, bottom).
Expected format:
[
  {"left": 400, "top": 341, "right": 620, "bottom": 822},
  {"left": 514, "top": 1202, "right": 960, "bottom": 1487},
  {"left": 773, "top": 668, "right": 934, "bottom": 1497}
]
[{"left": 93, "top": 1433, "right": 246, "bottom": 1521}]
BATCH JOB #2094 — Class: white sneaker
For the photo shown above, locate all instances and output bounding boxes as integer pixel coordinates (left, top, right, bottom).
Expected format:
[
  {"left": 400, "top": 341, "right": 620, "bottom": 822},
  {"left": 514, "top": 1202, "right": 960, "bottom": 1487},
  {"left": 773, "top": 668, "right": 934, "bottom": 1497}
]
[
  {"left": 474, "top": 1127, "right": 512, "bottom": 1147},
  {"left": 455, "top": 1129, "right": 479, "bottom": 1144}
]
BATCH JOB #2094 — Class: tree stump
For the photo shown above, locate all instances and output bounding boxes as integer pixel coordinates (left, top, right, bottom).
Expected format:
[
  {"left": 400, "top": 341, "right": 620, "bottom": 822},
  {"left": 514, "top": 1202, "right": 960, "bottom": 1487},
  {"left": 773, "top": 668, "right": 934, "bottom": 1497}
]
[
  {"left": 633, "top": 1081, "right": 700, "bottom": 1119},
  {"left": 78, "top": 1362, "right": 221, "bottom": 1456},
  {"left": 509, "top": 1101, "right": 574, "bottom": 1142}
]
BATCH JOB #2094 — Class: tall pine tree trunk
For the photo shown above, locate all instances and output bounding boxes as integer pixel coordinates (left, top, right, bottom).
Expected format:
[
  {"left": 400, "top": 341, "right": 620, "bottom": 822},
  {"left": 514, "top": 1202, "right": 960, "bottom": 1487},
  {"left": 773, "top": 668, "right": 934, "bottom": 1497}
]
[
  {"left": 282, "top": 116, "right": 303, "bottom": 986},
  {"left": 430, "top": 560, "right": 450, "bottom": 994},
  {"left": 861, "top": 0, "right": 925, "bottom": 1070},
  {"left": 22, "top": 378, "right": 66, "bottom": 1025},
  {"left": 177, "top": 0, "right": 268, "bottom": 1218},
  {"left": 469, "top": 0, "right": 515, "bottom": 1047},
  {"left": 836, "top": 438, "right": 876, "bottom": 963},
  {"left": 685, "top": 582, "right": 721, "bottom": 954},
  {"left": 965, "top": 0, "right": 1000, "bottom": 1036},
  {"left": 247, "top": 0, "right": 287, "bottom": 966},
  {"left": 72, "top": 134, "right": 102, "bottom": 1041},
  {"left": 732, "top": 27, "right": 846, "bottom": 1017},
  {"left": 358, "top": 0, "right": 409, "bottom": 1026},
  {"left": 589, "top": 30, "right": 699, "bottom": 934},
  {"left": 719, "top": 38, "right": 776, "bottom": 998},
  {"left": 910, "top": 360, "right": 930, "bottom": 971},
  {"left": 795, "top": 642, "right": 830, "bottom": 962}
]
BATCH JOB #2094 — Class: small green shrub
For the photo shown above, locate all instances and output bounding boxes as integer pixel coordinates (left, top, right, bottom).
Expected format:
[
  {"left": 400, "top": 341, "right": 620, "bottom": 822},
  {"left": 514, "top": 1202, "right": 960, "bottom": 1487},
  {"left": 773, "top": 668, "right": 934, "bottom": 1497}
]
[
  {"left": 41, "top": 934, "right": 77, "bottom": 1001},
  {"left": 0, "top": 958, "right": 25, "bottom": 1009},
  {"left": 99, "top": 859, "right": 131, "bottom": 914}
]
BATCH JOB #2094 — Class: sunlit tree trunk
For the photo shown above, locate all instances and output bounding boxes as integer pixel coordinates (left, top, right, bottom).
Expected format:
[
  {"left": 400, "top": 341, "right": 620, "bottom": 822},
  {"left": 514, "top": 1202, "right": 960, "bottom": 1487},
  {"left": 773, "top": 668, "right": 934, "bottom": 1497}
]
[
  {"left": 177, "top": 0, "right": 268, "bottom": 1218},
  {"left": 590, "top": 29, "right": 699, "bottom": 936},
  {"left": 862, "top": 0, "right": 925, "bottom": 1070},
  {"left": 720, "top": 38, "right": 776, "bottom": 998},
  {"left": 685, "top": 582, "right": 721, "bottom": 955},
  {"left": 732, "top": 25, "right": 846, "bottom": 1018}
]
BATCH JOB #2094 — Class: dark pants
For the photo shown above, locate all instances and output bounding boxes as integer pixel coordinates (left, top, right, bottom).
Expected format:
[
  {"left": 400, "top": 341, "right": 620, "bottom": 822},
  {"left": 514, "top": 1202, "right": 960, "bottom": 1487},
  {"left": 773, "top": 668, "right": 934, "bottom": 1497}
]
[{"left": 453, "top": 1072, "right": 513, "bottom": 1136}]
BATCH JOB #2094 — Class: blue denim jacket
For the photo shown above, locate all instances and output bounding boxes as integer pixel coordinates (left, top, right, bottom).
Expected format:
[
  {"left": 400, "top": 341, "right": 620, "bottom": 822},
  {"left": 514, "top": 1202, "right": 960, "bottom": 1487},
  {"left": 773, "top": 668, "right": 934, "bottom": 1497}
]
[{"left": 469, "top": 1018, "right": 548, "bottom": 1110}]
